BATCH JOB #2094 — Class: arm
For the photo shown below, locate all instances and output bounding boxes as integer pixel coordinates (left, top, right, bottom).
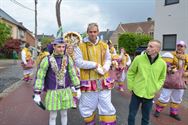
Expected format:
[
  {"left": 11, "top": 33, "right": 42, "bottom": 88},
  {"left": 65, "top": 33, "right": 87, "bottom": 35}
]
[
  {"left": 21, "top": 50, "right": 27, "bottom": 64},
  {"left": 34, "top": 56, "right": 49, "bottom": 93},
  {"left": 74, "top": 46, "right": 97, "bottom": 69},
  {"left": 102, "top": 47, "right": 111, "bottom": 72},
  {"left": 113, "top": 48, "right": 117, "bottom": 55},
  {"left": 155, "top": 62, "right": 167, "bottom": 91},
  {"left": 68, "top": 56, "right": 80, "bottom": 89},
  {"left": 126, "top": 55, "right": 132, "bottom": 66},
  {"left": 127, "top": 57, "right": 138, "bottom": 91}
]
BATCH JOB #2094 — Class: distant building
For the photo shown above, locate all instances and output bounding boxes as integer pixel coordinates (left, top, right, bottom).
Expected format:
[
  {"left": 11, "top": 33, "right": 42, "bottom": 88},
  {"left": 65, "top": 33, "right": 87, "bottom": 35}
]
[
  {"left": 110, "top": 19, "right": 154, "bottom": 49},
  {"left": 36, "top": 34, "right": 55, "bottom": 42},
  {"left": 0, "top": 8, "right": 35, "bottom": 46},
  {"left": 154, "top": 0, "right": 188, "bottom": 52},
  {"left": 99, "top": 29, "right": 114, "bottom": 42}
]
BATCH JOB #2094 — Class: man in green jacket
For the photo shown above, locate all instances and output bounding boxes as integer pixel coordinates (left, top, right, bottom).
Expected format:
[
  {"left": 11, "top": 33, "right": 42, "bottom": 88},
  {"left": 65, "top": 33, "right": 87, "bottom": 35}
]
[{"left": 127, "top": 40, "right": 167, "bottom": 125}]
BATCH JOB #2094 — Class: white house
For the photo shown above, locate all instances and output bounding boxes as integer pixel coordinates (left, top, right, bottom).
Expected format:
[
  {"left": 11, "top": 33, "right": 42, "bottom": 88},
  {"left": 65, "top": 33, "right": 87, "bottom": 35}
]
[{"left": 154, "top": 0, "right": 188, "bottom": 52}]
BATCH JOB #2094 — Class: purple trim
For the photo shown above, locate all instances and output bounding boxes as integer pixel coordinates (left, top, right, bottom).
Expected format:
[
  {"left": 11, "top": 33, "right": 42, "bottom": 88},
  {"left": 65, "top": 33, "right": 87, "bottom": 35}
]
[
  {"left": 170, "top": 107, "right": 178, "bottom": 112},
  {"left": 80, "top": 77, "right": 114, "bottom": 87},
  {"left": 81, "top": 80, "right": 91, "bottom": 87},
  {"left": 85, "top": 120, "right": 96, "bottom": 125},
  {"left": 99, "top": 121, "right": 116, "bottom": 125}
]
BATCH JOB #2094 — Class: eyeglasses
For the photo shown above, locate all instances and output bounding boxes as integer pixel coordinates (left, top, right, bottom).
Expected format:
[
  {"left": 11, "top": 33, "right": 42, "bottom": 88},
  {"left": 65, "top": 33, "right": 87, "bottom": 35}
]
[
  {"left": 177, "top": 45, "right": 184, "bottom": 48},
  {"left": 88, "top": 31, "right": 97, "bottom": 33}
]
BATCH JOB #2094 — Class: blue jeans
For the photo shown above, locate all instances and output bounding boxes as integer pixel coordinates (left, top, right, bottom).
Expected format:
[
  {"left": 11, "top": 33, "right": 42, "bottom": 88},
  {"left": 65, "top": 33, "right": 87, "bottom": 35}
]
[{"left": 128, "top": 93, "right": 153, "bottom": 125}]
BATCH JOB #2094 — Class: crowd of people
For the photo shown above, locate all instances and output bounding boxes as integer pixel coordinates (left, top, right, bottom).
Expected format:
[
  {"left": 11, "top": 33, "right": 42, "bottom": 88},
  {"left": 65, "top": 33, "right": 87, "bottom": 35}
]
[{"left": 18, "top": 22, "right": 187, "bottom": 125}]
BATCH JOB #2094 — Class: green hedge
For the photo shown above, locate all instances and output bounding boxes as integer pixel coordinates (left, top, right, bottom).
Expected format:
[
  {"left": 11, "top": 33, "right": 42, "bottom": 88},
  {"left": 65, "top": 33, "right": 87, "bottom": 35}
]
[{"left": 118, "top": 32, "right": 152, "bottom": 55}]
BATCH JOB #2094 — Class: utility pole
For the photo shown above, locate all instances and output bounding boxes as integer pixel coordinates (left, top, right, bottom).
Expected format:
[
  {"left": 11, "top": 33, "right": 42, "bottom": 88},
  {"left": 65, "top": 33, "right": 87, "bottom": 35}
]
[
  {"left": 35, "top": 0, "right": 37, "bottom": 38},
  {"left": 34, "top": 0, "right": 38, "bottom": 58}
]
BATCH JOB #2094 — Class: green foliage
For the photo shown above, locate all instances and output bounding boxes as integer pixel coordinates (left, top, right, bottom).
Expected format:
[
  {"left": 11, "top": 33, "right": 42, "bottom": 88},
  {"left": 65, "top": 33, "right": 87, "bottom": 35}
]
[
  {"left": 0, "top": 22, "right": 11, "bottom": 47},
  {"left": 118, "top": 32, "right": 152, "bottom": 55},
  {"left": 40, "top": 36, "right": 53, "bottom": 47},
  {"left": 81, "top": 32, "right": 88, "bottom": 39}
]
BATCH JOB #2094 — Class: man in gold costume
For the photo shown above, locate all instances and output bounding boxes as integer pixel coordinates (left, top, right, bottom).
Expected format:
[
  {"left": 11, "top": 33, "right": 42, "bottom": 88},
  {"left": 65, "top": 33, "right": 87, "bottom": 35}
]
[{"left": 74, "top": 23, "right": 116, "bottom": 125}]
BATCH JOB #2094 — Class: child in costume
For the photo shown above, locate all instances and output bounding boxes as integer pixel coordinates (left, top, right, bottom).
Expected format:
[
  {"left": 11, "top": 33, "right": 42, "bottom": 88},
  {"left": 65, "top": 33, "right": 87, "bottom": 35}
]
[
  {"left": 33, "top": 38, "right": 81, "bottom": 125},
  {"left": 110, "top": 48, "right": 131, "bottom": 91},
  {"left": 21, "top": 43, "right": 34, "bottom": 82}
]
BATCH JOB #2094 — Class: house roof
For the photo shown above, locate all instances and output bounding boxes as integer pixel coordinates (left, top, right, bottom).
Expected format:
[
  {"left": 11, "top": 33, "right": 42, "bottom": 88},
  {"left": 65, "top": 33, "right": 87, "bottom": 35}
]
[
  {"left": 0, "top": 8, "right": 26, "bottom": 30},
  {"left": 120, "top": 21, "right": 154, "bottom": 33},
  {"left": 99, "top": 30, "right": 114, "bottom": 41}
]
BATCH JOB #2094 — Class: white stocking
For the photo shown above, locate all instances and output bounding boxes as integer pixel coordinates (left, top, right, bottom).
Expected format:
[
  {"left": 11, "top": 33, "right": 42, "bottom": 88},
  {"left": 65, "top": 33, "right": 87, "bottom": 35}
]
[
  {"left": 49, "top": 111, "right": 57, "bottom": 125},
  {"left": 60, "top": 110, "right": 67, "bottom": 125}
]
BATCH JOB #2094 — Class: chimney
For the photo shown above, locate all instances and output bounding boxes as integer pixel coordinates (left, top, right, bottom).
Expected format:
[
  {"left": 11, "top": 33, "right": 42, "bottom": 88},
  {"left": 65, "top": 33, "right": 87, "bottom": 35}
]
[
  {"left": 19, "top": 22, "right": 23, "bottom": 25},
  {"left": 147, "top": 17, "right": 152, "bottom": 21}
]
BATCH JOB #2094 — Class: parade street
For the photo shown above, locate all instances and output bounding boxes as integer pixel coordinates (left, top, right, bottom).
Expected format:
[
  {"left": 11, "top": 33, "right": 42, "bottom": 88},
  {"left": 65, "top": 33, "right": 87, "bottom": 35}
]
[{"left": 0, "top": 60, "right": 188, "bottom": 125}]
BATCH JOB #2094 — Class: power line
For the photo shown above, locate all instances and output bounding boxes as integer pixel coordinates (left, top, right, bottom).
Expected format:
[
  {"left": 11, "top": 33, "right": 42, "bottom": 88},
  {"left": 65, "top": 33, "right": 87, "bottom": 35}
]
[{"left": 10, "top": 0, "right": 34, "bottom": 12}]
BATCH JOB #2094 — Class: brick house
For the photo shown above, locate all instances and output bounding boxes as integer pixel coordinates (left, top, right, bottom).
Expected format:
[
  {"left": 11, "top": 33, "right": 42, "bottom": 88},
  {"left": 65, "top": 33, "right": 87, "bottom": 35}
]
[
  {"left": 0, "top": 8, "right": 35, "bottom": 47},
  {"left": 110, "top": 18, "right": 154, "bottom": 50}
]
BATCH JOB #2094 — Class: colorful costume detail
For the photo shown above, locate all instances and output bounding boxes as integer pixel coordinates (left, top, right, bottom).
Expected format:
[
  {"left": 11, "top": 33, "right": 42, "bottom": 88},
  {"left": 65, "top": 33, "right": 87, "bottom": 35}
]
[
  {"left": 109, "top": 52, "right": 131, "bottom": 91},
  {"left": 34, "top": 54, "right": 80, "bottom": 110}
]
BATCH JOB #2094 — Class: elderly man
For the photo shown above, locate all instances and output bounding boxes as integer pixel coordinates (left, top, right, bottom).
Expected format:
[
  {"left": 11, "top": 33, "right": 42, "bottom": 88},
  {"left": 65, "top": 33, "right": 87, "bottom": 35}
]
[{"left": 154, "top": 40, "right": 188, "bottom": 121}]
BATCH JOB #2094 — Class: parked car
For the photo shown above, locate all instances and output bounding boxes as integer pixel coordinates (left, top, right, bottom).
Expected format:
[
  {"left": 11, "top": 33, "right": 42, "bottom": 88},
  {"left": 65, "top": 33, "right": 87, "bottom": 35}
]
[{"left": 135, "top": 45, "right": 147, "bottom": 56}]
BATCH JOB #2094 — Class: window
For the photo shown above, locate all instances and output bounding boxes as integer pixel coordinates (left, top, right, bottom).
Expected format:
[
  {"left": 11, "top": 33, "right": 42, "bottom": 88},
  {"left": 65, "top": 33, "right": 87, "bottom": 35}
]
[
  {"left": 163, "top": 34, "right": 177, "bottom": 50},
  {"left": 149, "top": 31, "right": 154, "bottom": 37},
  {"left": 165, "top": 0, "right": 179, "bottom": 6}
]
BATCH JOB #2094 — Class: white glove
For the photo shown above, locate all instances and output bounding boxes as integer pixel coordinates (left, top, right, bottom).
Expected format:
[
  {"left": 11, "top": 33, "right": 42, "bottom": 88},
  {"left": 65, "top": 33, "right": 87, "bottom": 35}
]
[
  {"left": 96, "top": 64, "right": 105, "bottom": 75},
  {"left": 33, "top": 94, "right": 41, "bottom": 104},
  {"left": 71, "top": 86, "right": 77, "bottom": 92},
  {"left": 76, "top": 89, "right": 81, "bottom": 99}
]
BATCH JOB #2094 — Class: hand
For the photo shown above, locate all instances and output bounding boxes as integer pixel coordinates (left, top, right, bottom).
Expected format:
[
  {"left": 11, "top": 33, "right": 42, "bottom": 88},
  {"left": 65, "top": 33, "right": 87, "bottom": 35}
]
[
  {"left": 96, "top": 64, "right": 105, "bottom": 75},
  {"left": 76, "top": 89, "right": 81, "bottom": 99},
  {"left": 33, "top": 94, "right": 41, "bottom": 104}
]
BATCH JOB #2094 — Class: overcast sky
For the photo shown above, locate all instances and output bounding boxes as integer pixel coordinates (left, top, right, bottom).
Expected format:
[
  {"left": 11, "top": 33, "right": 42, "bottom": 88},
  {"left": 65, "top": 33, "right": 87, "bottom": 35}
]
[{"left": 0, "top": 0, "right": 155, "bottom": 36}]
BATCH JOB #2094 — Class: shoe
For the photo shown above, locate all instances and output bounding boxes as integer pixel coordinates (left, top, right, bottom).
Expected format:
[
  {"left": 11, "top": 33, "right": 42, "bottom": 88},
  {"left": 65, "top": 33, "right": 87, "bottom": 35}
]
[
  {"left": 119, "top": 87, "right": 124, "bottom": 92},
  {"left": 154, "top": 111, "right": 160, "bottom": 117},
  {"left": 169, "top": 114, "right": 181, "bottom": 121}
]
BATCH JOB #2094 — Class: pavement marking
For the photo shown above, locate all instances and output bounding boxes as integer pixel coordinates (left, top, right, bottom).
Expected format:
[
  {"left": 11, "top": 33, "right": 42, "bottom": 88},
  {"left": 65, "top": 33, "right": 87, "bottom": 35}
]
[
  {"left": 0, "top": 67, "right": 5, "bottom": 69},
  {"left": 0, "top": 79, "right": 23, "bottom": 98}
]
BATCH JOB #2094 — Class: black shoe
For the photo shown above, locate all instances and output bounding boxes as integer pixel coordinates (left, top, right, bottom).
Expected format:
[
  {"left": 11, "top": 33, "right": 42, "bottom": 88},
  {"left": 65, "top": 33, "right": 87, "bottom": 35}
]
[
  {"left": 154, "top": 111, "right": 160, "bottom": 117},
  {"left": 169, "top": 114, "right": 181, "bottom": 121}
]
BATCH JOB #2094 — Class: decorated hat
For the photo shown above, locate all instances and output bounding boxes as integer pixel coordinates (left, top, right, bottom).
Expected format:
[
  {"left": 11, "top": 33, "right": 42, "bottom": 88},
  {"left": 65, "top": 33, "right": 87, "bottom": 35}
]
[
  {"left": 107, "top": 40, "right": 112, "bottom": 45},
  {"left": 176, "top": 40, "right": 186, "bottom": 47},
  {"left": 51, "top": 37, "right": 65, "bottom": 45},
  {"left": 162, "top": 52, "right": 173, "bottom": 64}
]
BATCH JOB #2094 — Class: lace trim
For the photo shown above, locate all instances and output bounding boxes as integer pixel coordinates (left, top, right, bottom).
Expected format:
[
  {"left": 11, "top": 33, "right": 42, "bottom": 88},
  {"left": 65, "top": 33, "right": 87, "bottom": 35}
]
[{"left": 49, "top": 54, "right": 67, "bottom": 87}]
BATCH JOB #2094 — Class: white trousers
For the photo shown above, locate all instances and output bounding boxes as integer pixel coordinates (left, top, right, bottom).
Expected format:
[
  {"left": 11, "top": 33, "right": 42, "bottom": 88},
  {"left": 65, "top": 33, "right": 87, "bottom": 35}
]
[
  {"left": 49, "top": 110, "right": 67, "bottom": 125},
  {"left": 23, "top": 68, "right": 33, "bottom": 75},
  {"left": 158, "top": 88, "right": 184, "bottom": 104},
  {"left": 79, "top": 90, "right": 116, "bottom": 117}
]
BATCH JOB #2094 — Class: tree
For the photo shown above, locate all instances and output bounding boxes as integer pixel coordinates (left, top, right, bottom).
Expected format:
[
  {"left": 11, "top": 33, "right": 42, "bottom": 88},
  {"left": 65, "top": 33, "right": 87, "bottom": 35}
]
[
  {"left": 40, "top": 36, "right": 54, "bottom": 47},
  {"left": 118, "top": 32, "right": 152, "bottom": 55},
  {"left": 0, "top": 22, "right": 11, "bottom": 47},
  {"left": 0, "top": 38, "right": 20, "bottom": 58}
]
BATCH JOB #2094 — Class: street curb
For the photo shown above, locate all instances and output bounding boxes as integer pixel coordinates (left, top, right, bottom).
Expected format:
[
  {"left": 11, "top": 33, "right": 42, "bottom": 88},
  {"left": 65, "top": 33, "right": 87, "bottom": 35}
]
[{"left": 0, "top": 79, "right": 23, "bottom": 98}]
